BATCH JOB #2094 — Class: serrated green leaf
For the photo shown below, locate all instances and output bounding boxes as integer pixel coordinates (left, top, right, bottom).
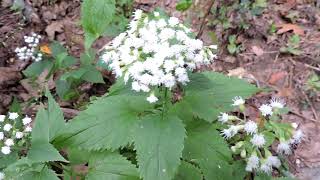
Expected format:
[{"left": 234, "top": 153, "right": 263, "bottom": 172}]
[
  {"left": 54, "top": 95, "right": 151, "bottom": 151},
  {"left": 134, "top": 113, "right": 186, "bottom": 180},
  {"left": 81, "top": 0, "right": 116, "bottom": 48},
  {"left": 87, "top": 151, "right": 139, "bottom": 180},
  {"left": 174, "top": 161, "right": 202, "bottom": 180},
  {"left": 182, "top": 122, "right": 237, "bottom": 180},
  {"left": 28, "top": 142, "right": 67, "bottom": 163},
  {"left": 17, "top": 166, "right": 59, "bottom": 180},
  {"left": 175, "top": 72, "right": 258, "bottom": 122}
]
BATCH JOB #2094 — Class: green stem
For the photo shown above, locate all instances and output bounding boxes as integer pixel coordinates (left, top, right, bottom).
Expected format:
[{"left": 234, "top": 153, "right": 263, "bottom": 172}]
[{"left": 162, "top": 87, "right": 169, "bottom": 119}]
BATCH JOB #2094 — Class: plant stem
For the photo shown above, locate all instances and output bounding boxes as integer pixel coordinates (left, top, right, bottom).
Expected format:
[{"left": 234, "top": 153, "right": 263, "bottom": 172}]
[{"left": 162, "top": 87, "right": 168, "bottom": 119}]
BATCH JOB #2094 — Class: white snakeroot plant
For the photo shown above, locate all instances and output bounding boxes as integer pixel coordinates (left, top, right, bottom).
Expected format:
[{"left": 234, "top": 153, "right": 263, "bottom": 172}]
[
  {"left": 0, "top": 113, "right": 32, "bottom": 156},
  {"left": 102, "top": 10, "right": 217, "bottom": 103},
  {"left": 218, "top": 97, "right": 303, "bottom": 175},
  {"left": 15, "top": 33, "right": 43, "bottom": 62}
]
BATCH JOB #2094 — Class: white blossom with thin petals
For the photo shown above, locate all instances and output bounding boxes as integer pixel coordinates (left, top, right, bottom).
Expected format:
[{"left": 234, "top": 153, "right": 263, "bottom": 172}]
[
  {"left": 244, "top": 121, "right": 258, "bottom": 135},
  {"left": 218, "top": 113, "right": 229, "bottom": 123},
  {"left": 1, "top": 146, "right": 11, "bottom": 155},
  {"left": 266, "top": 156, "right": 281, "bottom": 168},
  {"left": 270, "top": 97, "right": 285, "bottom": 109},
  {"left": 245, "top": 154, "right": 260, "bottom": 172},
  {"left": 259, "top": 104, "right": 273, "bottom": 116},
  {"left": 251, "top": 134, "right": 266, "bottom": 147},
  {"left": 232, "top": 96, "right": 245, "bottom": 106},
  {"left": 8, "top": 112, "right": 19, "bottom": 120},
  {"left": 0, "top": 115, "right": 5, "bottom": 122},
  {"left": 277, "top": 141, "right": 292, "bottom": 155}
]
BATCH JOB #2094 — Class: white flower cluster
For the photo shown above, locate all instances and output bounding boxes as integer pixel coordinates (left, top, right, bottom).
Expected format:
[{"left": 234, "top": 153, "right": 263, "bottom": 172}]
[
  {"left": 0, "top": 172, "right": 4, "bottom": 180},
  {"left": 15, "top": 33, "right": 43, "bottom": 61},
  {"left": 102, "top": 9, "right": 217, "bottom": 103},
  {"left": 218, "top": 97, "right": 303, "bottom": 174},
  {"left": 0, "top": 113, "right": 32, "bottom": 155}
]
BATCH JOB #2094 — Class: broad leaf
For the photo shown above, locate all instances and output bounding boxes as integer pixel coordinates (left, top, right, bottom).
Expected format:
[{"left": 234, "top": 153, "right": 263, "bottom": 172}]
[
  {"left": 54, "top": 95, "right": 151, "bottom": 150},
  {"left": 81, "top": 0, "right": 116, "bottom": 48},
  {"left": 182, "top": 122, "right": 237, "bottom": 180},
  {"left": 174, "top": 161, "right": 202, "bottom": 180},
  {"left": 23, "top": 60, "right": 54, "bottom": 77},
  {"left": 176, "top": 72, "right": 258, "bottom": 122},
  {"left": 87, "top": 151, "right": 139, "bottom": 180},
  {"left": 134, "top": 113, "right": 186, "bottom": 180},
  {"left": 28, "top": 142, "right": 67, "bottom": 163}
]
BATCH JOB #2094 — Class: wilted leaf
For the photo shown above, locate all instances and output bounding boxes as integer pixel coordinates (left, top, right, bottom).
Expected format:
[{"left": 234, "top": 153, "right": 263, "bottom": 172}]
[{"left": 276, "top": 23, "right": 304, "bottom": 36}]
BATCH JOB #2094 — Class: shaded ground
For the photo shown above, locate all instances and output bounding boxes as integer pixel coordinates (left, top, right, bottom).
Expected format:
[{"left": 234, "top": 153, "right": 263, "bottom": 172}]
[{"left": 1, "top": 0, "right": 320, "bottom": 179}]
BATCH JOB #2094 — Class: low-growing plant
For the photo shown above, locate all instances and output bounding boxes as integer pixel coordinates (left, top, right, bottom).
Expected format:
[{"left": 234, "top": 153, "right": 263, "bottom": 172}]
[
  {"left": 2, "top": 1, "right": 301, "bottom": 180},
  {"left": 227, "top": 34, "right": 242, "bottom": 55},
  {"left": 280, "top": 34, "right": 302, "bottom": 55}
]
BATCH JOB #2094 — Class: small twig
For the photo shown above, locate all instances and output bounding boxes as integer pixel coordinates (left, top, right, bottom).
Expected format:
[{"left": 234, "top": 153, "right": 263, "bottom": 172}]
[
  {"left": 289, "top": 110, "right": 318, "bottom": 123},
  {"left": 196, "top": 0, "right": 215, "bottom": 39},
  {"left": 303, "top": 63, "right": 320, "bottom": 72},
  {"left": 239, "top": 51, "right": 279, "bottom": 56}
]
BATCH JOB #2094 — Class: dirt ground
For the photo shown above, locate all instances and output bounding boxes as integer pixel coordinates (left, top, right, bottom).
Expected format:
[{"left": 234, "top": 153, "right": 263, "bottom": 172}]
[{"left": 0, "top": 0, "right": 320, "bottom": 179}]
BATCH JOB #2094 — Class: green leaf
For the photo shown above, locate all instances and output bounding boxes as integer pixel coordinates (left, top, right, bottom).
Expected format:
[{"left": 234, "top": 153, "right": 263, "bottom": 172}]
[
  {"left": 175, "top": 72, "right": 258, "bottom": 122},
  {"left": 176, "top": 0, "right": 193, "bottom": 11},
  {"left": 54, "top": 95, "right": 151, "bottom": 151},
  {"left": 50, "top": 41, "right": 67, "bottom": 58},
  {"left": 55, "top": 79, "right": 78, "bottom": 101},
  {"left": 19, "top": 166, "right": 59, "bottom": 180},
  {"left": 81, "top": 66, "right": 104, "bottom": 83},
  {"left": 0, "top": 152, "right": 18, "bottom": 169},
  {"left": 81, "top": 0, "right": 116, "bottom": 48},
  {"left": 87, "top": 151, "right": 139, "bottom": 180},
  {"left": 134, "top": 113, "right": 186, "bottom": 180},
  {"left": 182, "top": 122, "right": 237, "bottom": 180},
  {"left": 23, "top": 60, "right": 54, "bottom": 77},
  {"left": 28, "top": 142, "right": 67, "bottom": 163},
  {"left": 32, "top": 91, "right": 65, "bottom": 143},
  {"left": 174, "top": 161, "right": 202, "bottom": 180}
]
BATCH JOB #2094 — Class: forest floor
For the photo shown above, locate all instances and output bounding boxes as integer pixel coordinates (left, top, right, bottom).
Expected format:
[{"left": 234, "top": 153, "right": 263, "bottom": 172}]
[{"left": 0, "top": 0, "right": 320, "bottom": 179}]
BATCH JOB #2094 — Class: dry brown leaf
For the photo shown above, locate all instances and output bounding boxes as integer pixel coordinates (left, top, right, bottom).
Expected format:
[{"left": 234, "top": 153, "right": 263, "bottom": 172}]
[
  {"left": 45, "top": 21, "right": 64, "bottom": 40},
  {"left": 228, "top": 67, "right": 247, "bottom": 78},
  {"left": 0, "top": 67, "right": 22, "bottom": 86},
  {"left": 276, "top": 23, "right": 304, "bottom": 36},
  {"left": 251, "top": 46, "right": 264, "bottom": 56},
  {"left": 277, "top": 87, "right": 294, "bottom": 97},
  {"left": 268, "top": 71, "right": 287, "bottom": 85}
]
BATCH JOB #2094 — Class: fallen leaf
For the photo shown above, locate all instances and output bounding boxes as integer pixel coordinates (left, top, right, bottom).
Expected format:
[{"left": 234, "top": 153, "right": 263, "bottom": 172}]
[
  {"left": 268, "top": 71, "right": 287, "bottom": 85},
  {"left": 45, "top": 21, "right": 64, "bottom": 40},
  {"left": 40, "top": 44, "right": 52, "bottom": 55},
  {"left": 277, "top": 87, "right": 294, "bottom": 97},
  {"left": 228, "top": 67, "right": 247, "bottom": 78},
  {"left": 276, "top": 23, "right": 304, "bottom": 36},
  {"left": 251, "top": 46, "right": 264, "bottom": 56}
]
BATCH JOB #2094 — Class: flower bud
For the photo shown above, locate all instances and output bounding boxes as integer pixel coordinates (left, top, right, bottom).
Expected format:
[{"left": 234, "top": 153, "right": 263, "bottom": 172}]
[{"left": 240, "top": 149, "right": 246, "bottom": 158}]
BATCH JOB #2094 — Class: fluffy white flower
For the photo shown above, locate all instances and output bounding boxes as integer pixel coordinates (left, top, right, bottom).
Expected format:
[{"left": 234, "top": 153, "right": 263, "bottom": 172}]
[
  {"left": 246, "top": 154, "right": 260, "bottom": 172},
  {"left": 232, "top": 96, "right": 245, "bottom": 106},
  {"left": 5, "top": 139, "right": 14, "bottom": 146},
  {"left": 251, "top": 134, "right": 266, "bottom": 147},
  {"left": 291, "top": 129, "right": 304, "bottom": 144},
  {"left": 0, "top": 115, "right": 5, "bottom": 122},
  {"left": 266, "top": 156, "right": 281, "bottom": 168},
  {"left": 133, "top": 9, "right": 143, "bottom": 20},
  {"left": 102, "top": 10, "right": 216, "bottom": 103},
  {"left": 244, "top": 121, "right": 258, "bottom": 135},
  {"left": 277, "top": 141, "right": 292, "bottom": 155},
  {"left": 3, "top": 124, "right": 12, "bottom": 131},
  {"left": 154, "top": 11, "right": 160, "bottom": 17},
  {"left": 270, "top": 97, "right": 285, "bottom": 109},
  {"left": 22, "top": 116, "right": 32, "bottom": 125},
  {"left": 15, "top": 132, "right": 24, "bottom": 139},
  {"left": 291, "top": 122, "right": 298, "bottom": 129},
  {"left": 147, "top": 93, "right": 158, "bottom": 103},
  {"left": 168, "top": 17, "right": 179, "bottom": 26},
  {"left": 260, "top": 163, "right": 272, "bottom": 174},
  {"left": 221, "top": 125, "right": 242, "bottom": 139},
  {"left": 15, "top": 33, "right": 42, "bottom": 61},
  {"left": 25, "top": 126, "right": 32, "bottom": 132},
  {"left": 218, "top": 113, "right": 229, "bottom": 123},
  {"left": 8, "top": 112, "right": 19, "bottom": 120},
  {"left": 259, "top": 104, "right": 273, "bottom": 116},
  {"left": 0, "top": 172, "right": 4, "bottom": 180},
  {"left": 1, "top": 146, "right": 11, "bottom": 155},
  {"left": 0, "top": 132, "right": 3, "bottom": 140}
]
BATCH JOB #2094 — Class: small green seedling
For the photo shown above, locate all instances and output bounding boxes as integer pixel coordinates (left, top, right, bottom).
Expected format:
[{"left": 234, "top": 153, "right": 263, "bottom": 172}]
[{"left": 280, "top": 34, "right": 302, "bottom": 55}]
